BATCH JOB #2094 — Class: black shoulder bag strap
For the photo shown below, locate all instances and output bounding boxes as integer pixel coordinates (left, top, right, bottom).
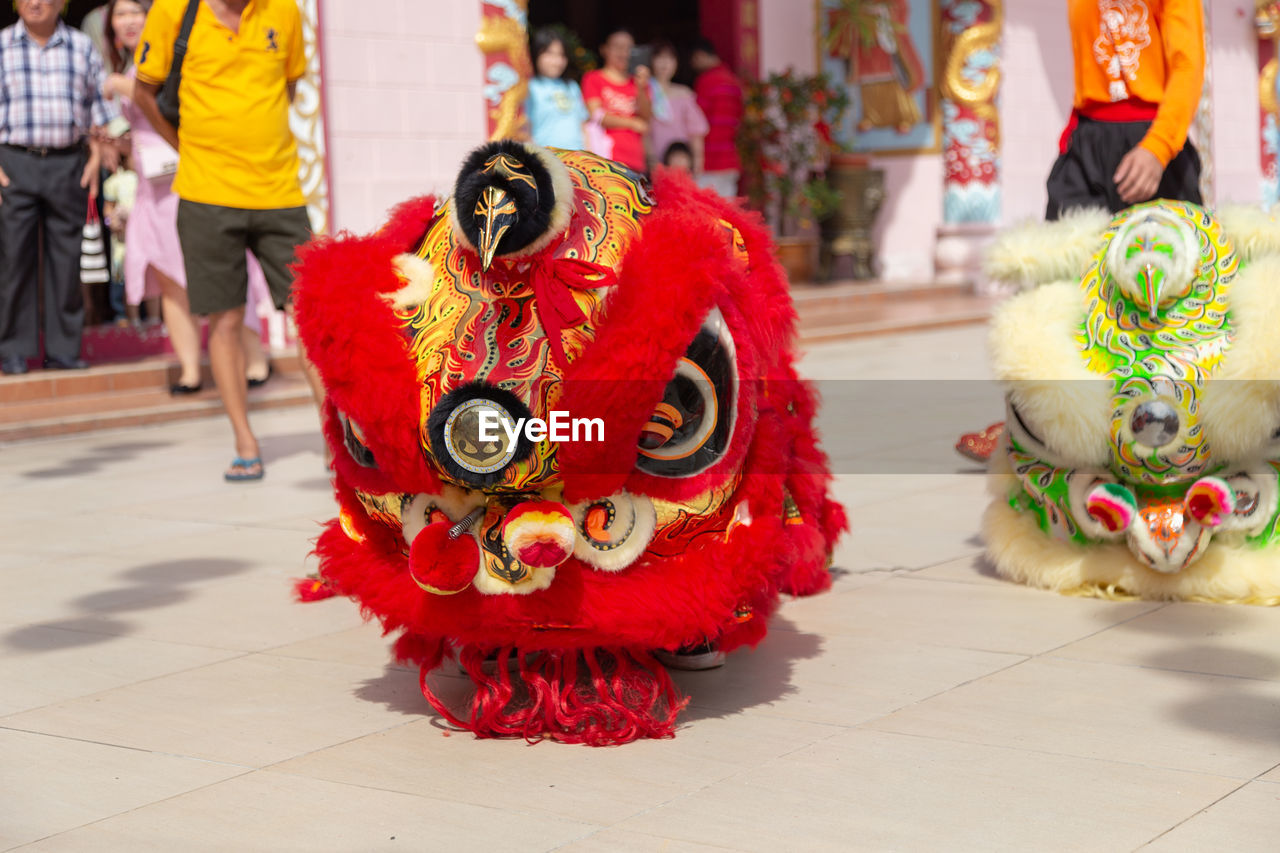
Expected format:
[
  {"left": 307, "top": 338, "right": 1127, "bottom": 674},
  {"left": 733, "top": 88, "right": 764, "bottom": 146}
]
[{"left": 156, "top": 0, "right": 200, "bottom": 128}]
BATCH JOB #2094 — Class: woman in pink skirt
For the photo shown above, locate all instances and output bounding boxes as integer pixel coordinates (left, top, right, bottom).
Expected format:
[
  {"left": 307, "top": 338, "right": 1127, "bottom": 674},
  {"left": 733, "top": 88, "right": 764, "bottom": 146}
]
[
  {"left": 645, "top": 40, "right": 709, "bottom": 174},
  {"left": 103, "top": 0, "right": 272, "bottom": 394}
]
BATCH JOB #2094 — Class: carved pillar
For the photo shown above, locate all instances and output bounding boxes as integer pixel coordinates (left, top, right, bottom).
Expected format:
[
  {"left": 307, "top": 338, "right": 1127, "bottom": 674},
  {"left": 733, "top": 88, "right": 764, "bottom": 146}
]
[
  {"left": 270, "top": 0, "right": 332, "bottom": 350},
  {"left": 293, "top": 0, "right": 331, "bottom": 236},
  {"left": 1258, "top": 2, "right": 1280, "bottom": 208},
  {"left": 935, "top": 0, "right": 1002, "bottom": 289},
  {"left": 1193, "top": 0, "right": 1213, "bottom": 204},
  {"left": 478, "top": 1, "right": 532, "bottom": 141}
]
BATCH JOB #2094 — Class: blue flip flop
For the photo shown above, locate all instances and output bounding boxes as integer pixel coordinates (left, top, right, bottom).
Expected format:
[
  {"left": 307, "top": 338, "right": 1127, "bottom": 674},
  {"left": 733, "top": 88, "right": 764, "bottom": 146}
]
[{"left": 225, "top": 456, "right": 264, "bottom": 482}]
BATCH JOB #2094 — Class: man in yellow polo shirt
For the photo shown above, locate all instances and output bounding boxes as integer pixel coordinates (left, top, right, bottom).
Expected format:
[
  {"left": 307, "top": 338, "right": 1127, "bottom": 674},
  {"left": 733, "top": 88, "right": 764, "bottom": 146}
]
[{"left": 133, "top": 0, "right": 316, "bottom": 482}]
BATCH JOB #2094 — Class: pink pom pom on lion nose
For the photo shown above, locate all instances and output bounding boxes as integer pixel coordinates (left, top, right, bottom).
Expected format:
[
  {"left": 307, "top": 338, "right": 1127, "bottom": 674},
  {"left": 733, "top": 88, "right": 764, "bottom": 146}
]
[
  {"left": 1185, "top": 476, "right": 1236, "bottom": 527},
  {"left": 502, "top": 500, "right": 576, "bottom": 568}
]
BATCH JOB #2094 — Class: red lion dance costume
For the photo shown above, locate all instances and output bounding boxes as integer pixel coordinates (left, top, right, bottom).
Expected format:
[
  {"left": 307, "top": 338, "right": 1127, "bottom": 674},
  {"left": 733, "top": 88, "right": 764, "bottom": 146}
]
[{"left": 293, "top": 141, "right": 845, "bottom": 744}]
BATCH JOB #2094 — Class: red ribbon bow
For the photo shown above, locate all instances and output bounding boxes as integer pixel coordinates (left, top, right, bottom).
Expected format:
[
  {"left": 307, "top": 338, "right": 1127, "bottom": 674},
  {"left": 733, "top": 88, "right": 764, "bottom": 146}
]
[{"left": 526, "top": 255, "right": 617, "bottom": 368}]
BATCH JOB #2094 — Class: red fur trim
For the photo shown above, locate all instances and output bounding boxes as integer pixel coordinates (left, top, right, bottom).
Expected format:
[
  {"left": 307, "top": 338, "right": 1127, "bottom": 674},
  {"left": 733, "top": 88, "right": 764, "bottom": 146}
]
[
  {"left": 556, "top": 185, "right": 728, "bottom": 503},
  {"left": 421, "top": 646, "right": 686, "bottom": 744},
  {"left": 375, "top": 195, "right": 439, "bottom": 250},
  {"left": 293, "top": 219, "right": 445, "bottom": 497}
]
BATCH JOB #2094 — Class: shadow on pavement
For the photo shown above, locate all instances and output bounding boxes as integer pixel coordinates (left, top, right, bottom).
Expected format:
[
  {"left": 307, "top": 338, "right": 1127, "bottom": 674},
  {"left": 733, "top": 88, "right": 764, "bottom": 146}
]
[
  {"left": 19, "top": 440, "right": 172, "bottom": 480},
  {"left": 2, "top": 556, "right": 252, "bottom": 652}
]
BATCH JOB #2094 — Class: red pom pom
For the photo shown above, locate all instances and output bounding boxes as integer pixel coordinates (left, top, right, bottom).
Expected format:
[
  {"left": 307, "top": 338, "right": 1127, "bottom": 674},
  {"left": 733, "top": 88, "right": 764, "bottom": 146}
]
[{"left": 409, "top": 521, "right": 480, "bottom": 595}]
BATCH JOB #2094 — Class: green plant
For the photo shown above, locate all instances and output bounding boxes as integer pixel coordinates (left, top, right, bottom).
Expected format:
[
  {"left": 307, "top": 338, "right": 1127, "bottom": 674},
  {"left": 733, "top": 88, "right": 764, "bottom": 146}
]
[
  {"left": 803, "top": 179, "right": 842, "bottom": 223},
  {"left": 737, "top": 70, "right": 850, "bottom": 236}
]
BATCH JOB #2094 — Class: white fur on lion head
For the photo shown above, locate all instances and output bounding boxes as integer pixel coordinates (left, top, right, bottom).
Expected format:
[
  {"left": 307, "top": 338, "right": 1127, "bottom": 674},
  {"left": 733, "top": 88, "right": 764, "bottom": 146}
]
[{"left": 983, "top": 207, "right": 1112, "bottom": 289}]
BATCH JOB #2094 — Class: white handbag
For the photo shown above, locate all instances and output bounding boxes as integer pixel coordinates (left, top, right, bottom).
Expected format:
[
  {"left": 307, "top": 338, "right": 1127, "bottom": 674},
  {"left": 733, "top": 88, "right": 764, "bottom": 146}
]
[
  {"left": 134, "top": 137, "right": 178, "bottom": 180},
  {"left": 80, "top": 199, "right": 109, "bottom": 285}
]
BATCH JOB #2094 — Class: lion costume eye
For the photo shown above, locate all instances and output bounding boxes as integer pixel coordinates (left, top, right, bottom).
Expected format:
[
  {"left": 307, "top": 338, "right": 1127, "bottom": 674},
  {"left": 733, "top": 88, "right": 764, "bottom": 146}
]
[
  {"left": 337, "top": 411, "right": 377, "bottom": 469},
  {"left": 1006, "top": 396, "right": 1053, "bottom": 459},
  {"left": 636, "top": 308, "right": 737, "bottom": 477}
]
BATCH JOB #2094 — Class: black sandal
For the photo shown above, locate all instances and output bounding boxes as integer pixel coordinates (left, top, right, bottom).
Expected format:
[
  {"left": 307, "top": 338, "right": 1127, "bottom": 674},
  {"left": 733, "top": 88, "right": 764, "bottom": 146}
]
[
  {"left": 170, "top": 382, "right": 203, "bottom": 395},
  {"left": 247, "top": 363, "right": 274, "bottom": 388}
]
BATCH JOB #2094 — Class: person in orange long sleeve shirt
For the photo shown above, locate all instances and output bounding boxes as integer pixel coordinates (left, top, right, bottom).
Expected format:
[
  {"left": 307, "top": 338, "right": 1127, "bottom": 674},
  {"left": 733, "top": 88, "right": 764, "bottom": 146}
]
[
  {"left": 957, "top": 0, "right": 1205, "bottom": 463},
  {"left": 1046, "top": 0, "right": 1205, "bottom": 218}
]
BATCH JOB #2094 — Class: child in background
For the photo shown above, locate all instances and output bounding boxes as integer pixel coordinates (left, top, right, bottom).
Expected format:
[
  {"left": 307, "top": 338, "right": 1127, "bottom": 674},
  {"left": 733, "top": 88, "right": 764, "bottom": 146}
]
[
  {"left": 526, "top": 28, "right": 589, "bottom": 151},
  {"left": 102, "top": 167, "right": 142, "bottom": 325},
  {"left": 661, "top": 141, "right": 694, "bottom": 174}
]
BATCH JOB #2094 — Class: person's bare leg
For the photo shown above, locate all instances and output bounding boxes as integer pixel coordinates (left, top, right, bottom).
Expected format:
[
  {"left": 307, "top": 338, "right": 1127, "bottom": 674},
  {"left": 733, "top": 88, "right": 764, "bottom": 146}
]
[
  {"left": 287, "top": 305, "right": 329, "bottom": 466},
  {"left": 297, "top": 338, "right": 325, "bottom": 407},
  {"left": 157, "top": 271, "right": 201, "bottom": 388},
  {"left": 208, "top": 307, "right": 259, "bottom": 470},
  {"left": 241, "top": 323, "right": 270, "bottom": 383}
]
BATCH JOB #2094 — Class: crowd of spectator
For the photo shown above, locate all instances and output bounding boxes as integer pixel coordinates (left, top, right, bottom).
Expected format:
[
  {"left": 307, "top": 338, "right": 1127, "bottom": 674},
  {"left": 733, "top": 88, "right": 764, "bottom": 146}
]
[
  {"left": 0, "top": 0, "right": 322, "bottom": 483},
  {"left": 0, "top": 4, "right": 740, "bottom": 485},
  {"left": 525, "top": 26, "right": 743, "bottom": 194}
]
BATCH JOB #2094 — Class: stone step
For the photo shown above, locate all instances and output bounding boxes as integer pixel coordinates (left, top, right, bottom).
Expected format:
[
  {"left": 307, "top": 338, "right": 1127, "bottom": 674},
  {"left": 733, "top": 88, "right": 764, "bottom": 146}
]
[
  {"left": 798, "top": 308, "right": 994, "bottom": 343},
  {"left": 0, "top": 354, "right": 313, "bottom": 443},
  {"left": 0, "top": 353, "right": 305, "bottom": 403},
  {"left": 794, "top": 279, "right": 997, "bottom": 342},
  {"left": 791, "top": 279, "right": 975, "bottom": 313}
]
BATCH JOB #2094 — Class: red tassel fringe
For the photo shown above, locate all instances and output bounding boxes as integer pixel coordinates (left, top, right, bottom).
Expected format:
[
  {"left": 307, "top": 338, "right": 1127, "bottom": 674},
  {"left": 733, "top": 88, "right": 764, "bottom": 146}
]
[
  {"left": 421, "top": 646, "right": 688, "bottom": 746},
  {"left": 292, "top": 575, "right": 338, "bottom": 602}
]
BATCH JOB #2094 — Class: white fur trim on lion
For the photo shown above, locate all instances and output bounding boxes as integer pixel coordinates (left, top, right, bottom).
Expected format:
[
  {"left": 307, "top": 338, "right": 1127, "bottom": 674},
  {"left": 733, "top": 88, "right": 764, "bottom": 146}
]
[
  {"left": 983, "top": 207, "right": 1111, "bottom": 289},
  {"left": 1216, "top": 204, "right": 1280, "bottom": 262},
  {"left": 472, "top": 562, "right": 556, "bottom": 595},
  {"left": 383, "top": 254, "right": 436, "bottom": 310},
  {"left": 1199, "top": 254, "right": 1280, "bottom": 463},
  {"left": 992, "top": 282, "right": 1112, "bottom": 468}
]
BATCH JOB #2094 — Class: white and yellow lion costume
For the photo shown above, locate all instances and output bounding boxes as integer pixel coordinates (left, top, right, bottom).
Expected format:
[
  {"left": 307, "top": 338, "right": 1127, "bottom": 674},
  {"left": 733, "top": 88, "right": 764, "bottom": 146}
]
[{"left": 983, "top": 201, "right": 1280, "bottom": 604}]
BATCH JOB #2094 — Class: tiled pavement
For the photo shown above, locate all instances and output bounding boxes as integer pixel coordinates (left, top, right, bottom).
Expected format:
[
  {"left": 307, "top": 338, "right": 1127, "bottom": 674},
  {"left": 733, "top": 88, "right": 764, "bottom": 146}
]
[{"left": 2, "top": 326, "right": 1278, "bottom": 851}]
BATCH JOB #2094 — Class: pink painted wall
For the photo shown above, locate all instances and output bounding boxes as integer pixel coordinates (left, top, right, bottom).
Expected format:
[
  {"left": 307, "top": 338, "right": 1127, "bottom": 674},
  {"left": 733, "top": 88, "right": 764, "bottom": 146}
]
[
  {"left": 759, "top": 0, "right": 816, "bottom": 77},
  {"left": 1209, "top": 0, "right": 1263, "bottom": 205},
  {"left": 1000, "top": 3, "right": 1074, "bottom": 224},
  {"left": 321, "top": 0, "right": 484, "bottom": 234}
]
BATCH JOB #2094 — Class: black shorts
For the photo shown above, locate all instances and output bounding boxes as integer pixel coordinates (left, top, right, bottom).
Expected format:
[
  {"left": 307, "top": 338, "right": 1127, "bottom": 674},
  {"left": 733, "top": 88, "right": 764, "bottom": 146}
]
[
  {"left": 176, "top": 200, "right": 312, "bottom": 316},
  {"left": 1045, "top": 117, "right": 1202, "bottom": 221}
]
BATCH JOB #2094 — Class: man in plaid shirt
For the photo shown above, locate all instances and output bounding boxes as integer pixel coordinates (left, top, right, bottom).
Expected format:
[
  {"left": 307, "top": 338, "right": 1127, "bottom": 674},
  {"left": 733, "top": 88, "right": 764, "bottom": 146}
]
[{"left": 0, "top": 0, "right": 117, "bottom": 375}]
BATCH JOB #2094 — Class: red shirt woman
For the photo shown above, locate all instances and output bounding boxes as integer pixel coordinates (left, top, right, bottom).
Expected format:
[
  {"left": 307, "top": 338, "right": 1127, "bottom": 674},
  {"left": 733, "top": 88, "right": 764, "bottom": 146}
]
[{"left": 581, "top": 28, "right": 651, "bottom": 172}]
